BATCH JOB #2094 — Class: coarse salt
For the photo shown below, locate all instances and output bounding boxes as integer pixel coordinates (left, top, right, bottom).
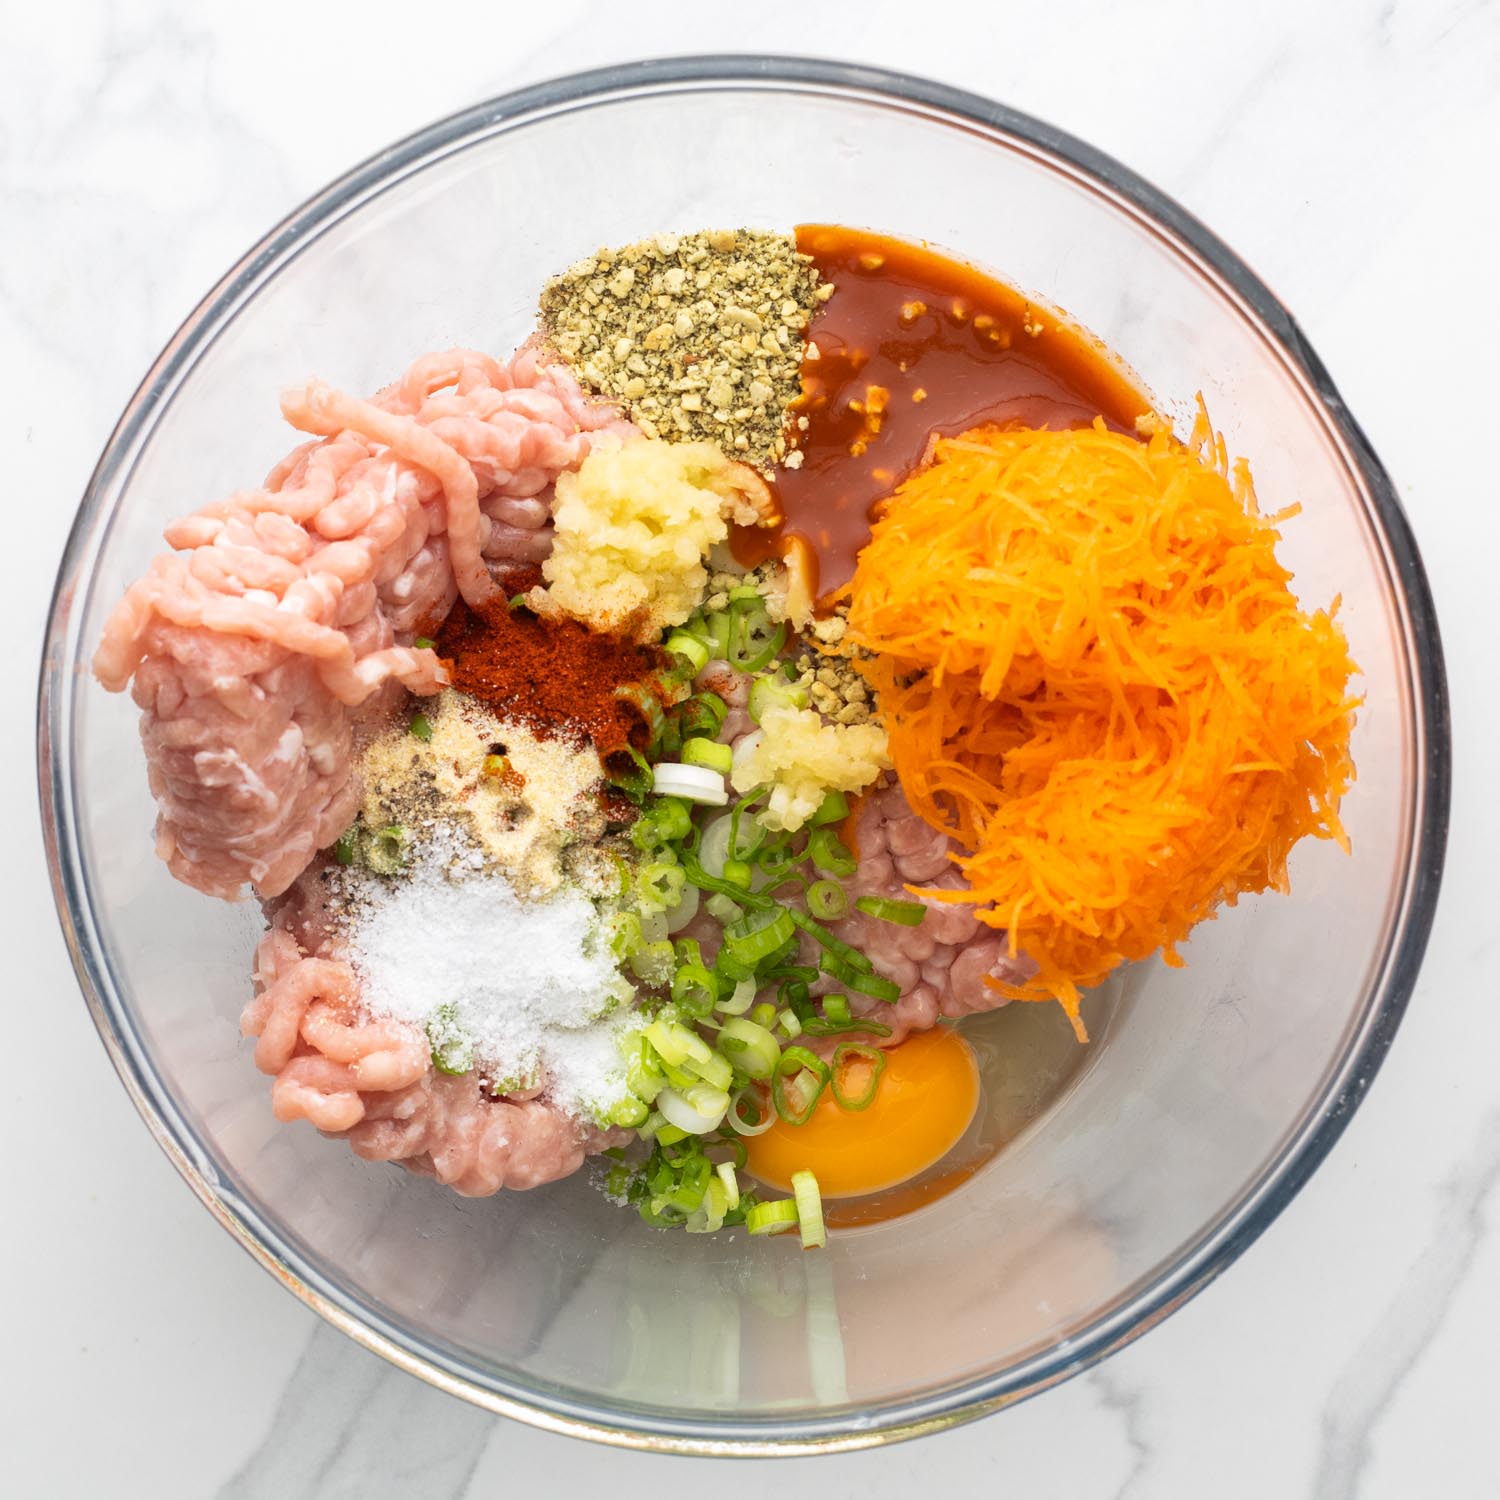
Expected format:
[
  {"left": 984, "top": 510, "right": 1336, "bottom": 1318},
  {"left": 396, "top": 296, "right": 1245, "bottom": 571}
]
[{"left": 343, "top": 832, "right": 636, "bottom": 1122}]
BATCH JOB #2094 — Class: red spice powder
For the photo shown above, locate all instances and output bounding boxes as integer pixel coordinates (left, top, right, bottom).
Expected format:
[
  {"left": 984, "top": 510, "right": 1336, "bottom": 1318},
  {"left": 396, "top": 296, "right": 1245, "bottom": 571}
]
[{"left": 434, "top": 567, "right": 667, "bottom": 757}]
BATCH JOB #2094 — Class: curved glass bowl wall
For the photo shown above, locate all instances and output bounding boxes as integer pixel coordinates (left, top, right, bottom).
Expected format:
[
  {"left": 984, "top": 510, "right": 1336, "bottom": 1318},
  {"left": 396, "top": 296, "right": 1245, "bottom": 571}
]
[{"left": 40, "top": 59, "right": 1448, "bottom": 1454}]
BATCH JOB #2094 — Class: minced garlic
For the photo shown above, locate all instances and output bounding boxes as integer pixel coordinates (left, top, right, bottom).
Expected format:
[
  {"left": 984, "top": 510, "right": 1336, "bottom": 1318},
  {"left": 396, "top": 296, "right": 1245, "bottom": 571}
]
[
  {"left": 532, "top": 437, "right": 775, "bottom": 641},
  {"left": 729, "top": 703, "right": 890, "bottom": 832}
]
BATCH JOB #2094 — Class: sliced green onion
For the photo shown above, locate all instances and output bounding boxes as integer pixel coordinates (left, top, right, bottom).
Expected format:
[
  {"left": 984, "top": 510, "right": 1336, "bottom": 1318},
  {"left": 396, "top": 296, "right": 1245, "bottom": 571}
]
[
  {"left": 632, "top": 797, "right": 692, "bottom": 851},
  {"left": 746, "top": 1200, "right": 800, "bottom": 1236},
  {"left": 671, "top": 960, "right": 719, "bottom": 1017},
  {"left": 657, "top": 1085, "right": 729, "bottom": 1136},
  {"left": 778, "top": 1009, "right": 804, "bottom": 1040},
  {"left": 773, "top": 1047, "right": 830, "bottom": 1125},
  {"left": 651, "top": 762, "right": 729, "bottom": 806},
  {"left": 717, "top": 1018, "right": 780, "bottom": 1081},
  {"left": 823, "top": 994, "right": 852, "bottom": 1027},
  {"left": 847, "top": 969, "right": 902, "bottom": 1003},
  {"left": 807, "top": 879, "right": 849, "bottom": 921},
  {"left": 706, "top": 609, "right": 733, "bottom": 660},
  {"left": 426, "top": 1004, "right": 473, "bottom": 1076},
  {"left": 787, "top": 909, "right": 873, "bottom": 973},
  {"left": 680, "top": 847, "right": 776, "bottom": 911},
  {"left": 750, "top": 1001, "right": 778, "bottom": 1030},
  {"left": 644, "top": 1019, "right": 711, "bottom": 1070},
  {"left": 605, "top": 746, "right": 654, "bottom": 803},
  {"left": 603, "top": 910, "right": 643, "bottom": 960},
  {"left": 704, "top": 892, "right": 743, "bottom": 925},
  {"left": 748, "top": 674, "right": 809, "bottom": 724},
  {"left": 408, "top": 712, "right": 433, "bottom": 742},
  {"left": 780, "top": 979, "right": 813, "bottom": 1016},
  {"left": 801, "top": 1015, "right": 894, "bottom": 1038},
  {"left": 332, "top": 828, "right": 358, "bottom": 866},
  {"left": 608, "top": 1094, "right": 650, "bottom": 1128},
  {"left": 856, "top": 896, "right": 927, "bottom": 926},
  {"left": 685, "top": 1049, "right": 734, "bottom": 1092},
  {"left": 628, "top": 940, "right": 675, "bottom": 986},
  {"left": 724, "top": 907, "right": 797, "bottom": 966},
  {"left": 712, "top": 945, "right": 756, "bottom": 985},
  {"left": 792, "top": 1170, "right": 827, "bottom": 1250},
  {"left": 728, "top": 606, "right": 787, "bottom": 674},
  {"left": 686, "top": 1175, "right": 729, "bottom": 1233},
  {"left": 726, "top": 1085, "right": 776, "bottom": 1136},
  {"left": 682, "top": 737, "right": 733, "bottom": 775},
  {"left": 809, "top": 790, "right": 849, "bottom": 826},
  {"left": 716, "top": 1161, "right": 741, "bottom": 1210},
  {"left": 365, "top": 824, "right": 409, "bottom": 875},
  {"left": 718, "top": 977, "right": 759, "bottom": 1016},
  {"left": 613, "top": 681, "right": 667, "bottom": 750},
  {"left": 721, "top": 857, "right": 753, "bottom": 889},
  {"left": 830, "top": 1043, "right": 886, "bottom": 1111},
  {"left": 637, "top": 860, "right": 686, "bottom": 914},
  {"left": 676, "top": 691, "right": 728, "bottom": 739},
  {"left": 413, "top": 636, "right": 437, "bottom": 650},
  {"left": 807, "top": 828, "right": 857, "bottom": 878},
  {"left": 664, "top": 631, "right": 710, "bottom": 673}
]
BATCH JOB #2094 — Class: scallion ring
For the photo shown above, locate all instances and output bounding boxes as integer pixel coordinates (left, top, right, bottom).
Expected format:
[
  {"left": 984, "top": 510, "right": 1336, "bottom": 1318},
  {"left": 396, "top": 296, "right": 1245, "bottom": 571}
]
[
  {"left": 723, "top": 906, "right": 797, "bottom": 966},
  {"left": 830, "top": 1043, "right": 886, "bottom": 1111},
  {"left": 792, "top": 1170, "right": 827, "bottom": 1250},
  {"left": 716, "top": 1018, "right": 780, "bottom": 1081},
  {"left": 807, "top": 827, "right": 857, "bottom": 878},
  {"left": 746, "top": 1199, "right": 800, "bottom": 1236},
  {"left": 807, "top": 879, "right": 849, "bottom": 921},
  {"left": 772, "top": 1046, "right": 830, "bottom": 1126},
  {"left": 726, "top": 1085, "right": 776, "bottom": 1137},
  {"left": 855, "top": 896, "right": 927, "bottom": 926}
]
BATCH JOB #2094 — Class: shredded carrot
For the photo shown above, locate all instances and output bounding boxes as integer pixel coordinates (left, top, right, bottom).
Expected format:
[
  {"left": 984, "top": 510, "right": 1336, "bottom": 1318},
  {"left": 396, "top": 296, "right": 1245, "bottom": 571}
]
[{"left": 844, "top": 412, "right": 1359, "bottom": 1040}]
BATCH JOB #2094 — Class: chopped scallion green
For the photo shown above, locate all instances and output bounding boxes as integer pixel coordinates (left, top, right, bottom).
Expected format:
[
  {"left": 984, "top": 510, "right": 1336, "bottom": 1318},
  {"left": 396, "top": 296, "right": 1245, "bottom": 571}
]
[
  {"left": 808, "top": 790, "right": 849, "bottom": 826},
  {"left": 681, "top": 737, "right": 733, "bottom": 775},
  {"left": 746, "top": 1199, "right": 800, "bottom": 1236},
  {"left": 716, "top": 1018, "right": 780, "bottom": 1081},
  {"left": 724, "top": 907, "right": 797, "bottom": 966},
  {"left": 365, "top": 824, "right": 409, "bottom": 875},
  {"left": 807, "top": 827, "right": 857, "bottom": 877},
  {"left": 664, "top": 630, "right": 710, "bottom": 673},
  {"left": 830, "top": 1042, "right": 886, "bottom": 1111},
  {"left": 792, "top": 1170, "right": 826, "bottom": 1249},
  {"left": 807, "top": 879, "right": 849, "bottom": 921},
  {"left": 855, "top": 896, "right": 927, "bottom": 926}
]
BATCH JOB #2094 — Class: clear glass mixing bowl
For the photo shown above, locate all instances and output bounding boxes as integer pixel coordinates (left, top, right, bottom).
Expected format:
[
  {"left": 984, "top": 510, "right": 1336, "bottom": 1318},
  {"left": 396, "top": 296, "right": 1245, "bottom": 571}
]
[{"left": 38, "top": 57, "right": 1449, "bottom": 1454}]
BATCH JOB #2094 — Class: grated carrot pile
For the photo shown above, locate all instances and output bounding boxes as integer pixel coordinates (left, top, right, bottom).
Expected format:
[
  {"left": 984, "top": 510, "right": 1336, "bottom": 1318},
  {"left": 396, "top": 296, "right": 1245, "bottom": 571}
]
[{"left": 844, "top": 413, "right": 1359, "bottom": 1040}]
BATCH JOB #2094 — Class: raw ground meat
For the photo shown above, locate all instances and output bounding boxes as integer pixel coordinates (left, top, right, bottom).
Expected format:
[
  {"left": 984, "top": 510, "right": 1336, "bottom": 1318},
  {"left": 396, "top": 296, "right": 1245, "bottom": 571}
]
[
  {"left": 96, "top": 346, "right": 632, "bottom": 1195},
  {"left": 94, "top": 346, "right": 627, "bottom": 900},
  {"left": 692, "top": 662, "right": 1033, "bottom": 1047},
  {"left": 97, "top": 347, "right": 1021, "bottom": 1196},
  {"left": 245, "top": 891, "right": 625, "bottom": 1195}
]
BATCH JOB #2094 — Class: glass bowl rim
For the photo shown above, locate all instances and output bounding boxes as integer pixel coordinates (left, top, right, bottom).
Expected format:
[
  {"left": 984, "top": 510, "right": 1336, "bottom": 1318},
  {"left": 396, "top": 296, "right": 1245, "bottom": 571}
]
[{"left": 37, "top": 53, "right": 1451, "bottom": 1457}]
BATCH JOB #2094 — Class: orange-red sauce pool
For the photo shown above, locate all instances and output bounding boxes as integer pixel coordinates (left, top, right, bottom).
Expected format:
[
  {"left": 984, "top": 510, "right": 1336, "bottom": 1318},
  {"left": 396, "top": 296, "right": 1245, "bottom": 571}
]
[{"left": 734, "top": 225, "right": 1151, "bottom": 601}]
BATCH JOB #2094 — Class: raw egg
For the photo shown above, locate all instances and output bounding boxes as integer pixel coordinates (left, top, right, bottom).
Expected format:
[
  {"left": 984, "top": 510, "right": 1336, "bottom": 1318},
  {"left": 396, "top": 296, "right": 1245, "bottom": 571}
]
[{"left": 744, "top": 1028, "right": 980, "bottom": 1198}]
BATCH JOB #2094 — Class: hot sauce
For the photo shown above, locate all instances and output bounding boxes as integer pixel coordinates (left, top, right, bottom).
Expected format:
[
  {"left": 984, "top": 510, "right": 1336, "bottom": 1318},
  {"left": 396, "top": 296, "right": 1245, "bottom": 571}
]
[{"left": 735, "top": 225, "right": 1151, "bottom": 600}]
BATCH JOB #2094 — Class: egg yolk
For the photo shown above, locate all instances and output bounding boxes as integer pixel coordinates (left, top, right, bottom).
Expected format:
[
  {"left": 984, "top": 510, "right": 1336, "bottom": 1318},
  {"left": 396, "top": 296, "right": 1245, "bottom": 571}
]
[{"left": 744, "top": 1027, "right": 980, "bottom": 1198}]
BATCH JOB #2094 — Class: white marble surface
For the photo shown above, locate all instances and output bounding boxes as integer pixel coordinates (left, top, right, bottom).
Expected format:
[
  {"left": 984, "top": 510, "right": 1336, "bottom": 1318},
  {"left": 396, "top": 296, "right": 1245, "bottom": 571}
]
[{"left": 7, "top": 0, "right": 1496, "bottom": 1494}]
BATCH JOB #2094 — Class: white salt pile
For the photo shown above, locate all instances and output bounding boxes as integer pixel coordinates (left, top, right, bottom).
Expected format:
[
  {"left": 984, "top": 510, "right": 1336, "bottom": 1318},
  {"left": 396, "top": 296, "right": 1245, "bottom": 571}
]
[{"left": 344, "top": 837, "right": 635, "bottom": 1120}]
